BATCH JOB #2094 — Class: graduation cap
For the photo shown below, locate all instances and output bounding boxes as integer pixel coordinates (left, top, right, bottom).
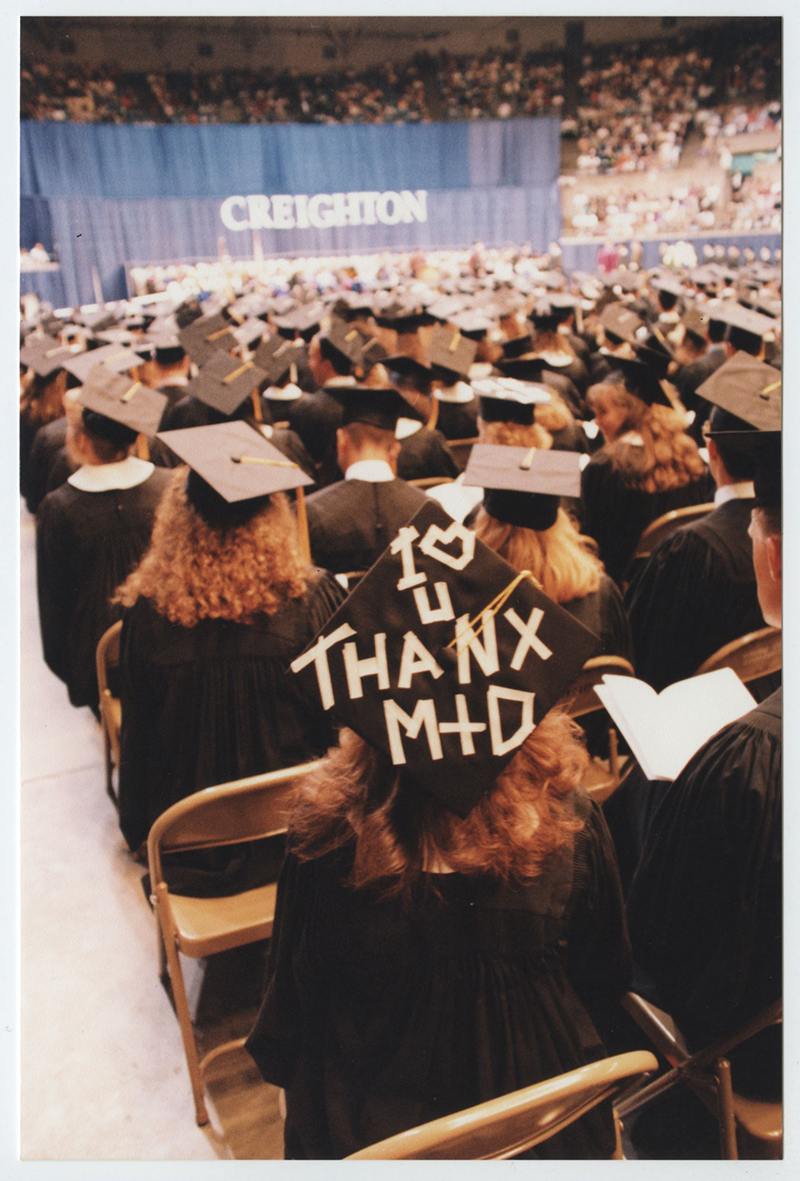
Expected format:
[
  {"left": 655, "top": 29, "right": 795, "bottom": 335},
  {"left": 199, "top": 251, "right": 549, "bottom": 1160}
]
[
  {"left": 179, "top": 312, "right": 238, "bottom": 366},
  {"left": 157, "top": 420, "right": 313, "bottom": 520},
  {"left": 70, "top": 307, "right": 119, "bottom": 333},
  {"left": 332, "top": 291, "right": 375, "bottom": 321},
  {"left": 383, "top": 354, "right": 432, "bottom": 388},
  {"left": 473, "top": 377, "right": 551, "bottom": 425},
  {"left": 321, "top": 318, "right": 387, "bottom": 377},
  {"left": 689, "top": 266, "right": 719, "bottom": 291},
  {"left": 19, "top": 335, "right": 74, "bottom": 378},
  {"left": 273, "top": 301, "right": 325, "bottom": 341},
  {"left": 450, "top": 310, "right": 495, "bottom": 341},
  {"left": 708, "top": 303, "right": 776, "bottom": 351},
  {"left": 93, "top": 328, "right": 144, "bottom": 348},
  {"left": 62, "top": 343, "right": 143, "bottom": 382},
  {"left": 78, "top": 366, "right": 167, "bottom": 439},
  {"left": 254, "top": 335, "right": 305, "bottom": 387},
  {"left": 604, "top": 271, "right": 642, "bottom": 294},
  {"left": 289, "top": 498, "right": 599, "bottom": 817},
  {"left": 427, "top": 325, "right": 478, "bottom": 382},
  {"left": 607, "top": 355, "right": 673, "bottom": 409},
  {"left": 651, "top": 274, "right": 685, "bottom": 299},
  {"left": 232, "top": 317, "right": 268, "bottom": 351},
  {"left": 531, "top": 271, "right": 565, "bottom": 292},
  {"left": 529, "top": 299, "right": 563, "bottom": 332},
  {"left": 698, "top": 353, "right": 781, "bottom": 436},
  {"left": 230, "top": 292, "right": 273, "bottom": 321},
  {"left": 464, "top": 444, "right": 582, "bottom": 531},
  {"left": 186, "top": 351, "right": 269, "bottom": 418},
  {"left": 496, "top": 354, "right": 560, "bottom": 384},
  {"left": 599, "top": 302, "right": 644, "bottom": 345},
  {"left": 325, "top": 383, "right": 423, "bottom": 431},
  {"left": 501, "top": 333, "right": 535, "bottom": 361},
  {"left": 427, "top": 295, "right": 470, "bottom": 324},
  {"left": 372, "top": 301, "right": 428, "bottom": 333},
  {"left": 681, "top": 304, "right": 710, "bottom": 344}
]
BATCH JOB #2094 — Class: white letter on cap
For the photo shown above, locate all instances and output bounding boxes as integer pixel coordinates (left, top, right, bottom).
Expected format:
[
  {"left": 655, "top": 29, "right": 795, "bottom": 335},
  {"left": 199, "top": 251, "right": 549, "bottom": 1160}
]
[
  {"left": 418, "top": 522, "right": 476, "bottom": 570},
  {"left": 412, "top": 582, "right": 455, "bottom": 625},
  {"left": 397, "top": 631, "right": 444, "bottom": 689},
  {"left": 220, "top": 196, "right": 250, "bottom": 230},
  {"left": 342, "top": 633, "right": 389, "bottom": 700},
  {"left": 455, "top": 613, "right": 499, "bottom": 684},
  {"left": 487, "top": 685, "right": 536, "bottom": 756},
  {"left": 290, "top": 622, "right": 356, "bottom": 710},
  {"left": 384, "top": 699, "right": 443, "bottom": 765},
  {"left": 391, "top": 525, "right": 426, "bottom": 590},
  {"left": 439, "top": 693, "right": 486, "bottom": 756},
  {"left": 504, "top": 606, "right": 553, "bottom": 669}
]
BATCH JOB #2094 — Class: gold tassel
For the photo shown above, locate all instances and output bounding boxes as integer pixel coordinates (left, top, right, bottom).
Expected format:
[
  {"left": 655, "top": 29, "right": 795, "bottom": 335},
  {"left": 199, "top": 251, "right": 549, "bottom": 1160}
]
[{"left": 445, "top": 570, "right": 543, "bottom": 652}]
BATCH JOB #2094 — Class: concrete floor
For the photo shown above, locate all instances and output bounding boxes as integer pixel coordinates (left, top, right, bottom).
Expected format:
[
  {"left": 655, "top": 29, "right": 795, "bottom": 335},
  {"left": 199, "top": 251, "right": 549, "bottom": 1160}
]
[{"left": 19, "top": 505, "right": 284, "bottom": 1161}]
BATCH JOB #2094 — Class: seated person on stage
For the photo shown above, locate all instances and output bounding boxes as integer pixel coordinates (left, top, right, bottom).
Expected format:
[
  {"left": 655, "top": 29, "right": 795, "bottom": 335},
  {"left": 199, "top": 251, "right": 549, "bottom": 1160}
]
[
  {"left": 114, "top": 422, "right": 344, "bottom": 880},
  {"left": 36, "top": 369, "right": 170, "bottom": 713},
  {"left": 626, "top": 432, "right": 781, "bottom": 1099},
  {"left": 581, "top": 355, "right": 709, "bottom": 586},
  {"left": 304, "top": 384, "right": 429, "bottom": 576},
  {"left": 246, "top": 511, "right": 631, "bottom": 1159},
  {"left": 625, "top": 353, "right": 781, "bottom": 691}
]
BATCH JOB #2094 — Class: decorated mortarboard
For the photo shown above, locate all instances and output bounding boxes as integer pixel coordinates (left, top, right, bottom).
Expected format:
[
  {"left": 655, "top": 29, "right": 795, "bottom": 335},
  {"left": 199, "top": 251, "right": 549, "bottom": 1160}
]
[
  {"left": 254, "top": 334, "right": 305, "bottom": 387},
  {"left": 473, "top": 376, "right": 551, "bottom": 425},
  {"left": 697, "top": 353, "right": 781, "bottom": 436},
  {"left": 273, "top": 301, "right": 325, "bottom": 340},
  {"left": 62, "top": 343, "right": 143, "bottom": 382},
  {"left": 600, "top": 302, "right": 644, "bottom": 345},
  {"left": 607, "top": 355, "right": 673, "bottom": 409},
  {"left": 156, "top": 420, "right": 313, "bottom": 505},
  {"left": 179, "top": 312, "right": 238, "bottom": 365},
  {"left": 186, "top": 351, "right": 269, "bottom": 418},
  {"left": 289, "top": 498, "right": 599, "bottom": 817},
  {"left": 19, "top": 335, "right": 75, "bottom": 378},
  {"left": 232, "top": 317, "right": 268, "bottom": 351},
  {"left": 78, "top": 366, "right": 167, "bottom": 438},
  {"left": 464, "top": 444, "right": 582, "bottom": 531},
  {"left": 325, "top": 383, "right": 423, "bottom": 431},
  {"left": 427, "top": 325, "right": 478, "bottom": 382}
]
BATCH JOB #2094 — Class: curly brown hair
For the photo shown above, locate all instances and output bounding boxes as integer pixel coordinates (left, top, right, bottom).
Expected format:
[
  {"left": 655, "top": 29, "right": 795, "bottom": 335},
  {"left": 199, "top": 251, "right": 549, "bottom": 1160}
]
[
  {"left": 587, "top": 382, "right": 705, "bottom": 493},
  {"left": 289, "top": 713, "right": 588, "bottom": 900},
  {"left": 478, "top": 418, "right": 553, "bottom": 449},
  {"left": 115, "top": 468, "right": 309, "bottom": 627},
  {"left": 474, "top": 508, "right": 603, "bottom": 603}
]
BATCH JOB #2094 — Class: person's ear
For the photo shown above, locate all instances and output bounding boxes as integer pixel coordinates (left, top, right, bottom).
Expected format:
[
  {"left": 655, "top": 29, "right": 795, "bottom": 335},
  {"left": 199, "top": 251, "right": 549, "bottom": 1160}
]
[{"left": 767, "top": 533, "right": 781, "bottom": 585}]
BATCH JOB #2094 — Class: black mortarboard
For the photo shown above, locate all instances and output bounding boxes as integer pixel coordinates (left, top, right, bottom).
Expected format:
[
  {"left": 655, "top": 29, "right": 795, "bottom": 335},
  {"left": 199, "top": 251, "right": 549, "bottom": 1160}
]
[
  {"left": 19, "top": 336, "right": 74, "bottom": 378},
  {"left": 427, "top": 295, "right": 470, "bottom": 323},
  {"left": 682, "top": 304, "right": 709, "bottom": 343},
  {"left": 93, "top": 328, "right": 144, "bottom": 348},
  {"left": 698, "top": 353, "right": 781, "bottom": 435},
  {"left": 273, "top": 301, "right": 325, "bottom": 341},
  {"left": 607, "top": 355, "right": 673, "bottom": 409},
  {"left": 474, "top": 376, "right": 551, "bottom": 425},
  {"left": 71, "top": 307, "right": 119, "bottom": 333},
  {"left": 604, "top": 271, "right": 642, "bottom": 294},
  {"left": 186, "top": 352, "right": 269, "bottom": 418},
  {"left": 383, "top": 355, "right": 432, "bottom": 387},
  {"left": 496, "top": 355, "right": 560, "bottom": 384},
  {"left": 501, "top": 334, "right": 535, "bottom": 360},
  {"left": 752, "top": 433, "right": 781, "bottom": 512},
  {"left": 326, "top": 384, "right": 422, "bottom": 431},
  {"left": 600, "top": 302, "right": 644, "bottom": 345},
  {"left": 450, "top": 310, "right": 495, "bottom": 341},
  {"left": 652, "top": 275, "right": 684, "bottom": 299},
  {"left": 229, "top": 292, "right": 273, "bottom": 321},
  {"left": 254, "top": 335, "right": 304, "bottom": 387},
  {"left": 78, "top": 366, "right": 167, "bottom": 438},
  {"left": 427, "top": 325, "right": 478, "bottom": 381},
  {"left": 529, "top": 299, "right": 563, "bottom": 332},
  {"left": 464, "top": 444, "right": 582, "bottom": 531},
  {"left": 232, "top": 317, "right": 268, "bottom": 351},
  {"left": 157, "top": 420, "right": 313, "bottom": 515},
  {"left": 179, "top": 312, "right": 238, "bottom": 365},
  {"left": 372, "top": 301, "right": 428, "bottom": 333},
  {"left": 321, "top": 318, "right": 387, "bottom": 377},
  {"left": 63, "top": 344, "right": 143, "bottom": 382},
  {"left": 289, "top": 498, "right": 599, "bottom": 816},
  {"left": 709, "top": 303, "right": 777, "bottom": 351}
]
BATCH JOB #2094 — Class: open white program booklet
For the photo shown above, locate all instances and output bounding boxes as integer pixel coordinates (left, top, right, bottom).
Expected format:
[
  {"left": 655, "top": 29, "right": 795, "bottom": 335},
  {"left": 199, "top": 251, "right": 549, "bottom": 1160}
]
[{"left": 595, "top": 668, "right": 757, "bottom": 782}]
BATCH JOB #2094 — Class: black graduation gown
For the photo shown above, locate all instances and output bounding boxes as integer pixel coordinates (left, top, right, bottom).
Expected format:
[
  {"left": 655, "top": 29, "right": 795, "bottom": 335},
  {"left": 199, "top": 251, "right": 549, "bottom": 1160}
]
[
  {"left": 284, "top": 390, "right": 345, "bottom": 471},
  {"left": 626, "top": 690, "right": 781, "bottom": 1098},
  {"left": 562, "top": 575, "right": 634, "bottom": 663},
  {"left": 117, "top": 570, "right": 345, "bottom": 854},
  {"left": 24, "top": 415, "right": 70, "bottom": 513},
  {"left": 305, "top": 478, "right": 428, "bottom": 575},
  {"left": 624, "top": 497, "right": 767, "bottom": 690},
  {"left": 540, "top": 368, "right": 588, "bottom": 421},
  {"left": 397, "top": 426, "right": 459, "bottom": 482},
  {"left": 246, "top": 792, "right": 632, "bottom": 1160},
  {"left": 434, "top": 397, "right": 479, "bottom": 441},
  {"left": 548, "top": 419, "right": 590, "bottom": 454},
  {"left": 36, "top": 466, "right": 171, "bottom": 709},
  {"left": 581, "top": 449, "right": 710, "bottom": 586}
]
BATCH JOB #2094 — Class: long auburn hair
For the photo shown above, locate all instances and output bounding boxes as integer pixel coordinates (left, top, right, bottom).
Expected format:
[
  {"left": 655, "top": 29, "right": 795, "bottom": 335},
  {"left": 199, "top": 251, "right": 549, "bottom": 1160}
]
[
  {"left": 587, "top": 381, "right": 705, "bottom": 493},
  {"left": 474, "top": 507, "right": 603, "bottom": 603},
  {"left": 115, "top": 468, "right": 308, "bottom": 627},
  {"left": 478, "top": 418, "right": 553, "bottom": 449},
  {"left": 289, "top": 714, "right": 588, "bottom": 901}
]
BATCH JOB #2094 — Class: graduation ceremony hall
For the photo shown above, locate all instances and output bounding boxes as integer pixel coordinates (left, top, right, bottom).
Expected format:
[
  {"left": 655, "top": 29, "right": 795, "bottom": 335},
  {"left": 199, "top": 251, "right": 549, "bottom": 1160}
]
[{"left": 18, "top": 14, "right": 784, "bottom": 1163}]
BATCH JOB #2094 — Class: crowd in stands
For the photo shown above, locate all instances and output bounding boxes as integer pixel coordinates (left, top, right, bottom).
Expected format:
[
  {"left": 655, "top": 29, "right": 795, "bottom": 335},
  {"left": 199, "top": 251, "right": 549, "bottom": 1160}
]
[{"left": 436, "top": 51, "right": 564, "bottom": 121}]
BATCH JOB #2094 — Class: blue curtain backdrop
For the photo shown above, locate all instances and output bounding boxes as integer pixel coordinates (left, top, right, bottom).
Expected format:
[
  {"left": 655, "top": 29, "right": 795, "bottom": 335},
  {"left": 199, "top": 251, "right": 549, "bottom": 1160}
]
[{"left": 20, "top": 118, "right": 562, "bottom": 305}]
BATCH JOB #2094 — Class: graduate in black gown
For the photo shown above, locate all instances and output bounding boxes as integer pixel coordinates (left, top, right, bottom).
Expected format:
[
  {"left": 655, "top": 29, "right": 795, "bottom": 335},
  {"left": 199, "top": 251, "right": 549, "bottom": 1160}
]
[
  {"left": 114, "top": 422, "right": 345, "bottom": 865},
  {"left": 626, "top": 434, "right": 782, "bottom": 1099},
  {"left": 36, "top": 369, "right": 170, "bottom": 712},
  {"left": 581, "top": 356, "right": 710, "bottom": 585},
  {"left": 246, "top": 511, "right": 630, "bottom": 1158},
  {"left": 304, "top": 385, "right": 429, "bottom": 575},
  {"left": 625, "top": 353, "right": 781, "bottom": 690}
]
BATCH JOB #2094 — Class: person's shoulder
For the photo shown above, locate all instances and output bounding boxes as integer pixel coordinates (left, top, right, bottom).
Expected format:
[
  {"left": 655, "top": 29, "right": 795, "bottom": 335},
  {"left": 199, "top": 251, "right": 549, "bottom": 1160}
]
[{"left": 305, "top": 478, "right": 348, "bottom": 507}]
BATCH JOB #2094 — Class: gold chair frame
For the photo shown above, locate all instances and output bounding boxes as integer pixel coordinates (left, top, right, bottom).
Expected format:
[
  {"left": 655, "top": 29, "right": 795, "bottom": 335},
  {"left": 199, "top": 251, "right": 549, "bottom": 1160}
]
[
  {"left": 95, "top": 619, "right": 123, "bottom": 803},
  {"left": 695, "top": 625, "right": 781, "bottom": 684}
]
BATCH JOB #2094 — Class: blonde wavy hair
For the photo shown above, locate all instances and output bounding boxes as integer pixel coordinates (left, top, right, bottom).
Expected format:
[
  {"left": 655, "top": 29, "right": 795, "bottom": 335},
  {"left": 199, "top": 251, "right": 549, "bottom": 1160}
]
[
  {"left": 587, "top": 381, "right": 705, "bottom": 493},
  {"left": 478, "top": 418, "right": 553, "bottom": 449},
  {"left": 289, "top": 713, "right": 588, "bottom": 900},
  {"left": 533, "top": 391, "right": 575, "bottom": 435},
  {"left": 474, "top": 507, "right": 603, "bottom": 603},
  {"left": 115, "top": 468, "right": 308, "bottom": 627}
]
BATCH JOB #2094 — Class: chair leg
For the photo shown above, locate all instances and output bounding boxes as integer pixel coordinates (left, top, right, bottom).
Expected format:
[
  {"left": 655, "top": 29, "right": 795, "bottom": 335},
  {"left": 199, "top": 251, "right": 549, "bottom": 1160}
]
[
  {"left": 103, "top": 726, "right": 117, "bottom": 804},
  {"left": 715, "top": 1057, "right": 738, "bottom": 1160},
  {"left": 156, "top": 893, "right": 210, "bottom": 1126},
  {"left": 608, "top": 727, "right": 619, "bottom": 783}
]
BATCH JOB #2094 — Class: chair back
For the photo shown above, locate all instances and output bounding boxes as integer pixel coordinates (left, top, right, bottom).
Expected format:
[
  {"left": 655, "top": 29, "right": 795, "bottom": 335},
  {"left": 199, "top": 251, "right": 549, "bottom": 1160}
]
[
  {"left": 95, "top": 620, "right": 123, "bottom": 755},
  {"left": 446, "top": 436, "right": 480, "bottom": 472},
  {"left": 695, "top": 626, "right": 781, "bottom": 684},
  {"left": 346, "top": 1051, "right": 658, "bottom": 1160},
  {"left": 633, "top": 503, "right": 715, "bottom": 559},
  {"left": 147, "top": 759, "right": 323, "bottom": 890},
  {"left": 561, "top": 655, "right": 635, "bottom": 719}
]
